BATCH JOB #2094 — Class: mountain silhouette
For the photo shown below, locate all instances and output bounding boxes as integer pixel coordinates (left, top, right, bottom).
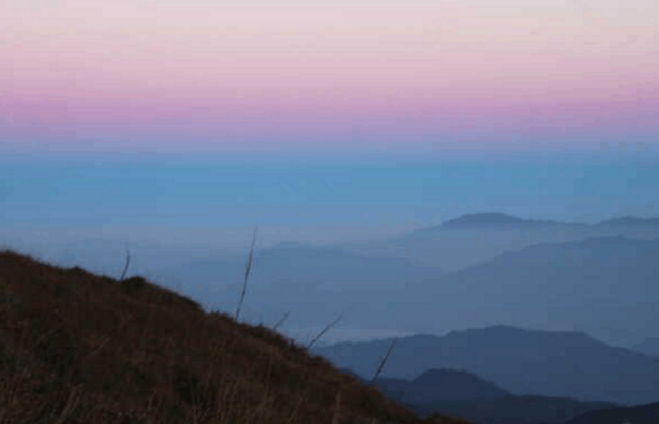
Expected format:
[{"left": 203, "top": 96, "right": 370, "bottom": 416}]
[
  {"left": 388, "top": 236, "right": 659, "bottom": 347},
  {"left": 566, "top": 401, "right": 659, "bottom": 424},
  {"left": 392, "top": 369, "right": 510, "bottom": 404},
  {"left": 370, "top": 368, "right": 614, "bottom": 424},
  {"left": 344, "top": 213, "right": 659, "bottom": 271},
  {"left": 412, "top": 395, "right": 614, "bottom": 424},
  {"left": 162, "top": 242, "right": 441, "bottom": 291},
  {"left": 597, "top": 216, "right": 659, "bottom": 228},
  {"left": 632, "top": 338, "right": 659, "bottom": 357},
  {"left": 316, "top": 325, "right": 659, "bottom": 404},
  {"left": 0, "top": 250, "right": 454, "bottom": 424},
  {"left": 440, "top": 213, "right": 575, "bottom": 229}
]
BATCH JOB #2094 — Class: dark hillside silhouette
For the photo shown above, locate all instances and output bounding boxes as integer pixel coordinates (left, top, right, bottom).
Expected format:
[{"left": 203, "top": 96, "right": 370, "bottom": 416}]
[
  {"left": 411, "top": 395, "right": 615, "bottom": 424},
  {"left": 393, "top": 369, "right": 509, "bottom": 405},
  {"left": 356, "top": 368, "right": 614, "bottom": 424},
  {"left": 0, "top": 250, "right": 464, "bottom": 424},
  {"left": 566, "top": 401, "right": 659, "bottom": 424}
]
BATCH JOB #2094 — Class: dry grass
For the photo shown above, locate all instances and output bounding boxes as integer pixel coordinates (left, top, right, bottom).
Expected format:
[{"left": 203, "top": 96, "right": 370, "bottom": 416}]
[
  {"left": 369, "top": 338, "right": 399, "bottom": 387},
  {"left": 0, "top": 250, "right": 469, "bottom": 424},
  {"left": 235, "top": 227, "right": 257, "bottom": 321}
]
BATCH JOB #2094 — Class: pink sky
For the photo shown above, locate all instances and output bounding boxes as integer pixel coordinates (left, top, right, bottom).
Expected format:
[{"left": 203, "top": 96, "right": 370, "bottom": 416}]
[{"left": 2, "top": 0, "right": 658, "bottom": 152}]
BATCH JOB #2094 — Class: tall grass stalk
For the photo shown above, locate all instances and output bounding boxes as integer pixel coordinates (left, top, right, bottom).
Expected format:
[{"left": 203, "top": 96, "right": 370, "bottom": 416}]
[
  {"left": 307, "top": 314, "right": 343, "bottom": 349},
  {"left": 119, "top": 245, "right": 131, "bottom": 281},
  {"left": 273, "top": 311, "right": 291, "bottom": 331},
  {"left": 235, "top": 227, "right": 257, "bottom": 321},
  {"left": 369, "top": 337, "right": 398, "bottom": 386}
]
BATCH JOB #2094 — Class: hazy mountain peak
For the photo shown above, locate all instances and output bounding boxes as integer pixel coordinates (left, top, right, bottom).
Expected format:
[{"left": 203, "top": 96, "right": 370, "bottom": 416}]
[
  {"left": 439, "top": 213, "right": 571, "bottom": 229},
  {"left": 444, "top": 325, "right": 599, "bottom": 346},
  {"left": 404, "top": 368, "right": 510, "bottom": 404},
  {"left": 442, "top": 213, "right": 526, "bottom": 227}
]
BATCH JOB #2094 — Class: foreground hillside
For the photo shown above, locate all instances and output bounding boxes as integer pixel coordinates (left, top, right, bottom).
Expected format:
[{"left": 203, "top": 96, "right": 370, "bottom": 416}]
[{"left": 0, "top": 251, "right": 464, "bottom": 424}]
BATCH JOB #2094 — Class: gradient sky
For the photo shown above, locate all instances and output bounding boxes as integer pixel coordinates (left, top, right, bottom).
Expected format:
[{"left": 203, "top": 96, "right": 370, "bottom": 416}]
[
  {"left": 1, "top": 0, "right": 658, "bottom": 244},
  {"left": 2, "top": 0, "right": 658, "bottom": 150}
]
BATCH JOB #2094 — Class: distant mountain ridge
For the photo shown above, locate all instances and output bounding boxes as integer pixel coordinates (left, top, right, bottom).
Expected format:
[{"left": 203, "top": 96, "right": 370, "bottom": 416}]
[
  {"left": 14, "top": 213, "right": 659, "bottom": 351},
  {"left": 410, "top": 236, "right": 659, "bottom": 345},
  {"left": 369, "top": 368, "right": 615, "bottom": 424},
  {"left": 326, "top": 235, "right": 659, "bottom": 349},
  {"left": 566, "top": 401, "right": 659, "bottom": 424},
  {"left": 439, "top": 213, "right": 659, "bottom": 230},
  {"left": 598, "top": 216, "right": 659, "bottom": 227},
  {"left": 154, "top": 242, "right": 444, "bottom": 329},
  {"left": 390, "top": 369, "right": 510, "bottom": 405},
  {"left": 164, "top": 242, "right": 442, "bottom": 289},
  {"left": 417, "top": 395, "right": 616, "bottom": 424},
  {"left": 344, "top": 213, "right": 659, "bottom": 271},
  {"left": 439, "top": 213, "right": 581, "bottom": 229},
  {"left": 632, "top": 338, "right": 659, "bottom": 357},
  {"left": 413, "top": 212, "right": 659, "bottom": 233},
  {"left": 316, "top": 325, "right": 659, "bottom": 405}
]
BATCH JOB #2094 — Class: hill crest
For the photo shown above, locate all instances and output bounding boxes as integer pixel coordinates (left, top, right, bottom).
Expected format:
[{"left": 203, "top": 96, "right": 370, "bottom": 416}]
[{"left": 0, "top": 250, "right": 463, "bottom": 424}]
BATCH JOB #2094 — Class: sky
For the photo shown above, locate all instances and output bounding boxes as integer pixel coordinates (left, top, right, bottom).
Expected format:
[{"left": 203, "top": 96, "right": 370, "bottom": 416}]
[{"left": 1, "top": 0, "right": 659, "bottom": 245}]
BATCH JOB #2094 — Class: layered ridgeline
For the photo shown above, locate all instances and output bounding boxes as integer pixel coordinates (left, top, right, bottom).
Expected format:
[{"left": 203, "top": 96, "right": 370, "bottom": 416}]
[
  {"left": 17, "top": 214, "right": 659, "bottom": 281},
  {"left": 343, "top": 213, "right": 659, "bottom": 271},
  {"left": 6, "top": 239, "right": 444, "bottom": 335},
  {"left": 315, "top": 326, "right": 659, "bottom": 405},
  {"left": 397, "top": 236, "right": 659, "bottom": 347},
  {"left": 632, "top": 338, "right": 659, "bottom": 357},
  {"left": 565, "top": 402, "right": 659, "bottom": 424},
  {"left": 369, "top": 369, "right": 614, "bottom": 424},
  {"left": 158, "top": 234, "right": 659, "bottom": 348},
  {"left": 0, "top": 251, "right": 465, "bottom": 424},
  {"left": 10, "top": 214, "right": 659, "bottom": 348}
]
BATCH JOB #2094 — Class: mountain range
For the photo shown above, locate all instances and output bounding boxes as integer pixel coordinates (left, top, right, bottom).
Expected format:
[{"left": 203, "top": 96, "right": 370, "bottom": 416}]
[
  {"left": 395, "top": 235, "right": 659, "bottom": 346},
  {"left": 632, "top": 338, "right": 659, "bottom": 357},
  {"left": 162, "top": 241, "right": 442, "bottom": 291},
  {"left": 3, "top": 212, "right": 659, "bottom": 422},
  {"left": 6, "top": 213, "right": 658, "bottom": 347},
  {"left": 315, "top": 325, "right": 659, "bottom": 405},
  {"left": 372, "top": 369, "right": 614, "bottom": 424},
  {"left": 344, "top": 213, "right": 659, "bottom": 271},
  {"left": 565, "top": 401, "right": 659, "bottom": 424}
]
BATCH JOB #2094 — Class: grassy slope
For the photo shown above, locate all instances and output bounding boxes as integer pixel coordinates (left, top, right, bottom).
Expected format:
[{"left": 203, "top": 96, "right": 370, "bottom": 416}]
[{"left": 0, "top": 251, "right": 467, "bottom": 424}]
